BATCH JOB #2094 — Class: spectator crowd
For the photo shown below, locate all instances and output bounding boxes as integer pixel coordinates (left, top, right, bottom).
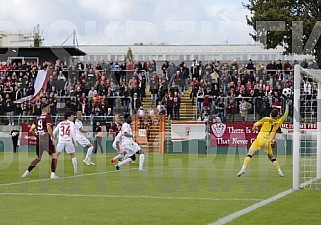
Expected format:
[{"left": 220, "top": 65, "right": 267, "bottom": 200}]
[{"left": 0, "top": 57, "right": 318, "bottom": 125}]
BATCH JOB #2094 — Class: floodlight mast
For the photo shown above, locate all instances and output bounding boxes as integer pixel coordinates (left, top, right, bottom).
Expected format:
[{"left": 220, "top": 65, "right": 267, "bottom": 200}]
[{"left": 60, "top": 30, "right": 78, "bottom": 47}]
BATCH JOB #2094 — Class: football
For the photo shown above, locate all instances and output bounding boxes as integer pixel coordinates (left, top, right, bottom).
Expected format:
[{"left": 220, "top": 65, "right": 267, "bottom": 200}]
[{"left": 282, "top": 88, "right": 291, "bottom": 97}]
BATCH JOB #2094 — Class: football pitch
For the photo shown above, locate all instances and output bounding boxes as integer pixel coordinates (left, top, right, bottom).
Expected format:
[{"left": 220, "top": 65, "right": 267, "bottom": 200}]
[{"left": 0, "top": 153, "right": 320, "bottom": 225}]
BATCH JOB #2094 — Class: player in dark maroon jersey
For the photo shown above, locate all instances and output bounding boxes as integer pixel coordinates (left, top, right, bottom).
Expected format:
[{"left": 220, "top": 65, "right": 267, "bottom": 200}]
[{"left": 21, "top": 103, "right": 58, "bottom": 179}]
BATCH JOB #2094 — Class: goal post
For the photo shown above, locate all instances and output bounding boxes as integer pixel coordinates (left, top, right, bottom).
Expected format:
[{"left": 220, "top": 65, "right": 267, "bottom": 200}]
[
  {"left": 293, "top": 64, "right": 300, "bottom": 190},
  {"left": 293, "top": 64, "right": 321, "bottom": 190}
]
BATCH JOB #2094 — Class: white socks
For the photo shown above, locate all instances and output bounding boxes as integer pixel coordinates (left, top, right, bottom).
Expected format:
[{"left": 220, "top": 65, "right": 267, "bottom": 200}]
[
  {"left": 72, "top": 157, "right": 78, "bottom": 172},
  {"left": 116, "top": 153, "right": 145, "bottom": 170},
  {"left": 21, "top": 170, "right": 29, "bottom": 178},
  {"left": 139, "top": 154, "right": 145, "bottom": 170},
  {"left": 123, "top": 154, "right": 129, "bottom": 160},
  {"left": 113, "top": 154, "right": 123, "bottom": 161},
  {"left": 86, "top": 146, "right": 94, "bottom": 162},
  {"left": 118, "top": 158, "right": 133, "bottom": 167}
]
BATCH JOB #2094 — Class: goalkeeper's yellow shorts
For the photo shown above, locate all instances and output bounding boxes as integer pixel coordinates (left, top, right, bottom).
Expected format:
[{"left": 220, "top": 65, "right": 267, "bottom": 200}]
[{"left": 250, "top": 138, "right": 273, "bottom": 154}]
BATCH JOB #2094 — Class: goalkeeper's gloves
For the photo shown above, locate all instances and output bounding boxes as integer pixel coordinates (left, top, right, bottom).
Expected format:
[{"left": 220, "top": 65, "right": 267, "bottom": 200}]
[{"left": 286, "top": 100, "right": 292, "bottom": 106}]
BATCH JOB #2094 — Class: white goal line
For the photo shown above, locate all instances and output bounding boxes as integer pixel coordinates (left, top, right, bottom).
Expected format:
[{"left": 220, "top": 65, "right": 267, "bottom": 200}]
[{"left": 0, "top": 192, "right": 263, "bottom": 202}]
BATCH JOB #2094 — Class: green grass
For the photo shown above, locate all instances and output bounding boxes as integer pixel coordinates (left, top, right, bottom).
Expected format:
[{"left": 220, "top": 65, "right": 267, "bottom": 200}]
[{"left": 0, "top": 152, "right": 319, "bottom": 225}]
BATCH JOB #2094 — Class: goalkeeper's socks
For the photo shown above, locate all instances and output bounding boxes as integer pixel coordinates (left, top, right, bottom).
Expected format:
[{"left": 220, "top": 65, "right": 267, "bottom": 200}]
[
  {"left": 237, "top": 155, "right": 252, "bottom": 176},
  {"left": 242, "top": 155, "right": 252, "bottom": 168},
  {"left": 272, "top": 159, "right": 280, "bottom": 169},
  {"left": 278, "top": 169, "right": 284, "bottom": 177}
]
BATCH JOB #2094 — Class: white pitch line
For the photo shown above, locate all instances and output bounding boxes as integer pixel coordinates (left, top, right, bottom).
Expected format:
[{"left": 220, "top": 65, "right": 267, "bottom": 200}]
[
  {"left": 208, "top": 188, "right": 294, "bottom": 225},
  {"left": 0, "top": 166, "right": 291, "bottom": 188},
  {"left": 0, "top": 168, "right": 138, "bottom": 187},
  {"left": 0, "top": 192, "right": 263, "bottom": 202},
  {"left": 208, "top": 178, "right": 318, "bottom": 225}
]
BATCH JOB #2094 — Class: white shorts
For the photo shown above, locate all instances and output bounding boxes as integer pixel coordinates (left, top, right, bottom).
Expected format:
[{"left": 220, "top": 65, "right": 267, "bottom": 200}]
[
  {"left": 56, "top": 142, "right": 76, "bottom": 154},
  {"left": 112, "top": 143, "right": 124, "bottom": 153},
  {"left": 76, "top": 136, "right": 91, "bottom": 147},
  {"left": 123, "top": 142, "right": 141, "bottom": 156}
]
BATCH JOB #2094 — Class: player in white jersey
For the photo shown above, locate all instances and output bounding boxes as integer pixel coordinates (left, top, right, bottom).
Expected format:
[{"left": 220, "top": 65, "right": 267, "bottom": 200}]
[
  {"left": 75, "top": 111, "right": 95, "bottom": 166},
  {"left": 115, "top": 114, "right": 145, "bottom": 171},
  {"left": 110, "top": 132, "right": 126, "bottom": 164},
  {"left": 53, "top": 111, "right": 79, "bottom": 174}
]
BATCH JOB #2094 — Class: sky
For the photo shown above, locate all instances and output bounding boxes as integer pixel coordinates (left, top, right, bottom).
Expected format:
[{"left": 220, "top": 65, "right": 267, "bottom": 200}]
[{"left": 0, "top": 0, "right": 253, "bottom": 46}]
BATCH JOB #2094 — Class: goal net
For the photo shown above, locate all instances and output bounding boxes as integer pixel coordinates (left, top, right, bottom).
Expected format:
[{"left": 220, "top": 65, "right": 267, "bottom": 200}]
[{"left": 293, "top": 64, "right": 321, "bottom": 190}]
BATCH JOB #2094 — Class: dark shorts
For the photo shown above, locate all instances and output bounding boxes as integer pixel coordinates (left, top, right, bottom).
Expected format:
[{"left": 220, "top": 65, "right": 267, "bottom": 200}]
[{"left": 36, "top": 134, "right": 56, "bottom": 156}]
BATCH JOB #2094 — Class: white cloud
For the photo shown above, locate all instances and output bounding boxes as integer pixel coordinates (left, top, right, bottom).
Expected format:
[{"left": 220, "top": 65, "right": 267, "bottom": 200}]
[
  {"left": 206, "top": 2, "right": 248, "bottom": 22},
  {"left": 0, "top": 0, "right": 253, "bottom": 45},
  {"left": 0, "top": 0, "right": 62, "bottom": 31},
  {"left": 77, "top": 0, "right": 133, "bottom": 20}
]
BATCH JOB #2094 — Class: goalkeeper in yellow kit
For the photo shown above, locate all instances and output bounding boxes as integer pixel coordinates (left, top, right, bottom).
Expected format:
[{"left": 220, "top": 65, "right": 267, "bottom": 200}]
[{"left": 237, "top": 100, "right": 290, "bottom": 177}]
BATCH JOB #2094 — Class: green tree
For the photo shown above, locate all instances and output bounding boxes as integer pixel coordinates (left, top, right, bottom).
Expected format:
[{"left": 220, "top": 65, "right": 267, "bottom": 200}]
[
  {"left": 243, "top": 1, "right": 321, "bottom": 62},
  {"left": 126, "top": 47, "right": 133, "bottom": 62},
  {"left": 33, "top": 24, "right": 44, "bottom": 47}
]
